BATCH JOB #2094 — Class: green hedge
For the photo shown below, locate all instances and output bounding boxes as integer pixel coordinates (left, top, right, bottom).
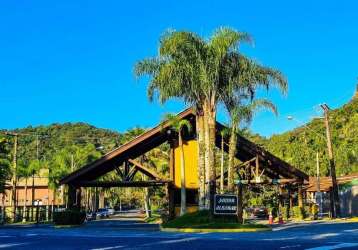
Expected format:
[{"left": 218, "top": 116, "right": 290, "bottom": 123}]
[{"left": 53, "top": 209, "right": 86, "bottom": 225}]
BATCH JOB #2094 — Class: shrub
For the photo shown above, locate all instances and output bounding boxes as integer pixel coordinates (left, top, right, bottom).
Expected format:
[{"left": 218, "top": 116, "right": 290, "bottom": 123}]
[
  {"left": 292, "top": 206, "right": 305, "bottom": 220},
  {"left": 280, "top": 207, "right": 289, "bottom": 220},
  {"left": 53, "top": 209, "right": 86, "bottom": 225}
]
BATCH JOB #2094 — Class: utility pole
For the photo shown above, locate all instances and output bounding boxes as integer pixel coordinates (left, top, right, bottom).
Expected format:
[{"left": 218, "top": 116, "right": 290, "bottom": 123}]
[{"left": 320, "top": 104, "right": 340, "bottom": 218}]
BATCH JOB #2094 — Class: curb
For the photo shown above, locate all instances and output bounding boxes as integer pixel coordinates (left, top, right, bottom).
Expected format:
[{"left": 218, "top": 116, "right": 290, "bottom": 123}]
[{"left": 160, "top": 227, "right": 272, "bottom": 233}]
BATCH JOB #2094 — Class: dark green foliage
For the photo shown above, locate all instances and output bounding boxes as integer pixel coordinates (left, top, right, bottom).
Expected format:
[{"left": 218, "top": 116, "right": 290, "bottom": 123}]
[
  {"left": 162, "top": 210, "right": 268, "bottom": 229},
  {"left": 53, "top": 209, "right": 86, "bottom": 225},
  {"left": 249, "top": 98, "right": 358, "bottom": 176},
  {"left": 0, "top": 137, "right": 11, "bottom": 193},
  {"left": 292, "top": 206, "right": 305, "bottom": 220}
]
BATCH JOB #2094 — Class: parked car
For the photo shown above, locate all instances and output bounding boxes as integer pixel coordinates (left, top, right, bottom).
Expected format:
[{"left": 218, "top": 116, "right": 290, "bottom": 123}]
[
  {"left": 107, "top": 208, "right": 115, "bottom": 216},
  {"left": 86, "top": 212, "right": 96, "bottom": 221},
  {"left": 252, "top": 206, "right": 268, "bottom": 219},
  {"left": 96, "top": 208, "right": 109, "bottom": 218}
]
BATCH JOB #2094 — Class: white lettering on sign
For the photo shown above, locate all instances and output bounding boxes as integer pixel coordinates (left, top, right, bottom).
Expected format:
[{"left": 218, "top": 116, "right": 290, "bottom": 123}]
[
  {"left": 218, "top": 198, "right": 235, "bottom": 203},
  {"left": 215, "top": 205, "right": 237, "bottom": 211}
]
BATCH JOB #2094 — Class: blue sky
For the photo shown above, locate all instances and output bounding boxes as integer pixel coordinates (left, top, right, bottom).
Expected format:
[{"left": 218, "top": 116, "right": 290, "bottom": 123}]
[{"left": 0, "top": 0, "right": 357, "bottom": 137}]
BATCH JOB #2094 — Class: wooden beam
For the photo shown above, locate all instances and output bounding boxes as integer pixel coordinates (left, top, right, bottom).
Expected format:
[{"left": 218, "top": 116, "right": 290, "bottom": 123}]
[
  {"left": 128, "top": 159, "right": 161, "bottom": 180},
  {"left": 75, "top": 180, "right": 171, "bottom": 188}
]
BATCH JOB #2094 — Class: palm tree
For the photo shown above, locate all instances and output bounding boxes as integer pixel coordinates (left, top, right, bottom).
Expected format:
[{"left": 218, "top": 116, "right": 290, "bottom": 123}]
[
  {"left": 162, "top": 113, "right": 192, "bottom": 216},
  {"left": 219, "top": 127, "right": 230, "bottom": 194},
  {"left": 17, "top": 160, "right": 32, "bottom": 222},
  {"left": 27, "top": 159, "right": 40, "bottom": 221},
  {"left": 220, "top": 53, "right": 287, "bottom": 192},
  {"left": 134, "top": 27, "right": 288, "bottom": 214},
  {"left": 226, "top": 99, "right": 278, "bottom": 192},
  {"left": 134, "top": 27, "right": 252, "bottom": 211}
]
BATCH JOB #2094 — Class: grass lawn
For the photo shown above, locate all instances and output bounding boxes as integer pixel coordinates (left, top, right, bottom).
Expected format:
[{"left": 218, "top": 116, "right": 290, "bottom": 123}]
[{"left": 162, "top": 210, "right": 269, "bottom": 229}]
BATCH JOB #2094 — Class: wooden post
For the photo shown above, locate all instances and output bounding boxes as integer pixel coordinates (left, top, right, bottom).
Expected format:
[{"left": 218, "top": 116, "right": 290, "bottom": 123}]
[
  {"left": 75, "top": 187, "right": 82, "bottom": 209},
  {"left": 298, "top": 185, "right": 303, "bottom": 209},
  {"left": 321, "top": 104, "right": 340, "bottom": 218},
  {"left": 287, "top": 186, "right": 292, "bottom": 219},
  {"left": 237, "top": 184, "right": 243, "bottom": 223},
  {"left": 255, "top": 155, "right": 259, "bottom": 180},
  {"left": 67, "top": 185, "right": 76, "bottom": 209},
  {"left": 168, "top": 183, "right": 175, "bottom": 220}
]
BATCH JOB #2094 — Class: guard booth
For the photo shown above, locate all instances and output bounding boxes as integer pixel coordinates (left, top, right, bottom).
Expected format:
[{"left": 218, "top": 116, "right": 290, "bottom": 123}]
[{"left": 60, "top": 107, "right": 308, "bottom": 219}]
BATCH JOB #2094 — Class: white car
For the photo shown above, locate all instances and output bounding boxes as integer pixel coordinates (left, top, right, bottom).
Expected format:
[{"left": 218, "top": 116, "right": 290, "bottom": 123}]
[
  {"left": 96, "top": 208, "right": 109, "bottom": 218},
  {"left": 107, "top": 208, "right": 115, "bottom": 216}
]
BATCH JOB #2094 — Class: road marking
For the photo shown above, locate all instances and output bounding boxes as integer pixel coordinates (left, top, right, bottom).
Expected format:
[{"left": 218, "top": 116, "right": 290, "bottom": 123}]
[
  {"left": 280, "top": 245, "right": 301, "bottom": 249},
  {"left": 305, "top": 243, "right": 358, "bottom": 250},
  {"left": 90, "top": 245, "right": 125, "bottom": 250},
  {"left": 139, "top": 237, "right": 198, "bottom": 247},
  {"left": 0, "top": 243, "right": 28, "bottom": 248}
]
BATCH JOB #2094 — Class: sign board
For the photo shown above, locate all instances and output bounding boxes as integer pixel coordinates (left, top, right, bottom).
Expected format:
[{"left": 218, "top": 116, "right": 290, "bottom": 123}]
[{"left": 214, "top": 194, "right": 238, "bottom": 215}]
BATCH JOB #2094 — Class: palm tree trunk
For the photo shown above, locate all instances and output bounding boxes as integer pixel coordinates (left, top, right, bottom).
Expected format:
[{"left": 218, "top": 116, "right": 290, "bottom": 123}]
[
  {"left": 22, "top": 178, "right": 28, "bottom": 222},
  {"left": 228, "top": 124, "right": 238, "bottom": 192},
  {"left": 142, "top": 174, "right": 151, "bottom": 218},
  {"left": 196, "top": 113, "right": 206, "bottom": 210},
  {"left": 204, "top": 101, "right": 217, "bottom": 215},
  {"left": 179, "top": 133, "right": 186, "bottom": 216},
  {"left": 203, "top": 103, "right": 211, "bottom": 209},
  {"left": 220, "top": 136, "right": 224, "bottom": 194}
]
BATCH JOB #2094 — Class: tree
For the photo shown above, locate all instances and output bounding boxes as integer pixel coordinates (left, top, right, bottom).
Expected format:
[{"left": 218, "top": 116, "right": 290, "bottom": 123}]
[
  {"left": 17, "top": 160, "right": 34, "bottom": 222},
  {"left": 219, "top": 127, "right": 230, "bottom": 194},
  {"left": 162, "top": 113, "right": 192, "bottom": 216},
  {"left": 219, "top": 52, "right": 287, "bottom": 191},
  {"left": 0, "top": 138, "right": 11, "bottom": 223},
  {"left": 48, "top": 144, "right": 101, "bottom": 208},
  {"left": 0, "top": 138, "right": 10, "bottom": 194},
  {"left": 134, "top": 27, "right": 254, "bottom": 212},
  {"left": 226, "top": 99, "right": 278, "bottom": 192},
  {"left": 28, "top": 159, "right": 41, "bottom": 221}
]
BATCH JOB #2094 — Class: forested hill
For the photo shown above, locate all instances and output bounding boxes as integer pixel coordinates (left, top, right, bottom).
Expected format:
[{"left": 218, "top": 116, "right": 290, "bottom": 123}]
[
  {"left": 256, "top": 96, "right": 358, "bottom": 177},
  {"left": 1, "top": 96, "right": 358, "bottom": 179},
  {"left": 0, "top": 123, "right": 148, "bottom": 175}
]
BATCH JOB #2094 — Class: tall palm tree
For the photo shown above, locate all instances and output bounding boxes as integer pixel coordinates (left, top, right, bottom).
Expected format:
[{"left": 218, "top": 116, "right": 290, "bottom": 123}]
[
  {"left": 226, "top": 99, "right": 278, "bottom": 192},
  {"left": 220, "top": 53, "right": 287, "bottom": 192},
  {"left": 219, "top": 127, "right": 230, "bottom": 194},
  {"left": 134, "top": 27, "right": 288, "bottom": 214},
  {"left": 162, "top": 113, "right": 192, "bottom": 216},
  {"left": 134, "top": 27, "right": 252, "bottom": 211}
]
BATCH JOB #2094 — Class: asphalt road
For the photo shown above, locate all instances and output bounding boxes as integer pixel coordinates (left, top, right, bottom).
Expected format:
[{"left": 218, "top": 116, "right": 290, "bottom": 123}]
[{"left": 1, "top": 218, "right": 358, "bottom": 250}]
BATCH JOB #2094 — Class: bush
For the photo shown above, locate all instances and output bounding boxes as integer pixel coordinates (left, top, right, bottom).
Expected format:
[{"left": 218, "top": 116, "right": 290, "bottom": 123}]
[
  {"left": 53, "top": 209, "right": 86, "bottom": 225},
  {"left": 292, "top": 206, "right": 305, "bottom": 220},
  {"left": 280, "top": 207, "right": 289, "bottom": 220},
  {"left": 162, "top": 210, "right": 268, "bottom": 229}
]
